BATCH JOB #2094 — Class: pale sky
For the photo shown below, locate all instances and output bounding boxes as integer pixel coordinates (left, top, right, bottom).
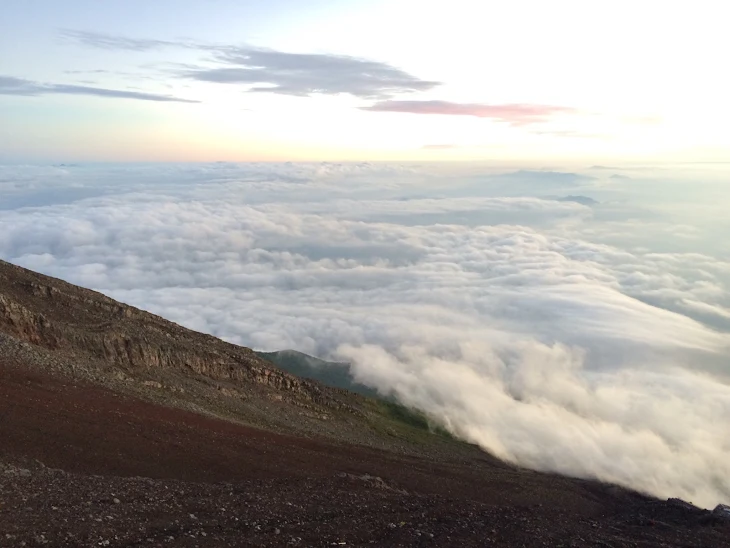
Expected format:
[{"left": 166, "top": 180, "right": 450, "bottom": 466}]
[{"left": 1, "top": 0, "right": 728, "bottom": 163}]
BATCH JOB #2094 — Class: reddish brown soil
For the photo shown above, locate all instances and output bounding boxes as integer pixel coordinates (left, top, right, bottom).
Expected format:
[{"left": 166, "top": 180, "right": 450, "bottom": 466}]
[
  {"left": 0, "top": 362, "right": 516, "bottom": 503},
  {"left": 2, "top": 362, "right": 729, "bottom": 547}
]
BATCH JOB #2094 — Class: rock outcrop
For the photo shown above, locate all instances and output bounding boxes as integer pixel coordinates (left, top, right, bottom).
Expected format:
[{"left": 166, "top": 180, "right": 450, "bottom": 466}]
[
  {"left": 0, "top": 259, "right": 347, "bottom": 414},
  {"left": 715, "top": 504, "right": 730, "bottom": 520}
]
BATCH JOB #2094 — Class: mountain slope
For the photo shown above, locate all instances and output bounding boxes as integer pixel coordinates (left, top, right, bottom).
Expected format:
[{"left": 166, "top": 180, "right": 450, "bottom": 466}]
[
  {"left": 1, "top": 258, "right": 728, "bottom": 547},
  {"left": 0, "top": 258, "right": 466, "bottom": 452}
]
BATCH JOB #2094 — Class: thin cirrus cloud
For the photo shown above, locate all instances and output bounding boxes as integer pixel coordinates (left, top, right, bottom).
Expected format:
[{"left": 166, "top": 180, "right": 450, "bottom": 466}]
[
  {"left": 362, "top": 100, "right": 575, "bottom": 125},
  {"left": 178, "top": 49, "right": 440, "bottom": 99},
  {"left": 0, "top": 75, "right": 197, "bottom": 103},
  {"left": 60, "top": 29, "right": 440, "bottom": 100},
  {"left": 58, "top": 29, "right": 183, "bottom": 51},
  {"left": 59, "top": 30, "right": 584, "bottom": 116}
]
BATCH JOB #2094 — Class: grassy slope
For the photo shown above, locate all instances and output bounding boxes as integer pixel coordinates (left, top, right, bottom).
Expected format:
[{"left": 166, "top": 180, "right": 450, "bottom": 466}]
[
  {"left": 255, "top": 350, "right": 381, "bottom": 398},
  {"left": 256, "top": 349, "right": 456, "bottom": 443}
]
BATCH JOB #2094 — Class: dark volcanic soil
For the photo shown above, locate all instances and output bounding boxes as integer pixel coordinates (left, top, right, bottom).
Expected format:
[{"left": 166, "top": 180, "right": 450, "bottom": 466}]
[{"left": 2, "top": 363, "right": 728, "bottom": 547}]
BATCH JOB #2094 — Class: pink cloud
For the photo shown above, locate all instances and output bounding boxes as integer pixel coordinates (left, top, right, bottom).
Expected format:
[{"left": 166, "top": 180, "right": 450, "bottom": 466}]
[{"left": 362, "top": 100, "right": 574, "bottom": 125}]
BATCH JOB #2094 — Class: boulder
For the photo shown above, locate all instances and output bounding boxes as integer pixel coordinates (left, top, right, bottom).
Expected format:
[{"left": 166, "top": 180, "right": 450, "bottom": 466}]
[{"left": 713, "top": 504, "right": 730, "bottom": 520}]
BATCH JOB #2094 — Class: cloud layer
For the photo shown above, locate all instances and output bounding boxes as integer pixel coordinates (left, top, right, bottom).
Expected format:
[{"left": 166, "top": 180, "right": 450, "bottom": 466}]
[{"left": 1, "top": 162, "right": 729, "bottom": 508}]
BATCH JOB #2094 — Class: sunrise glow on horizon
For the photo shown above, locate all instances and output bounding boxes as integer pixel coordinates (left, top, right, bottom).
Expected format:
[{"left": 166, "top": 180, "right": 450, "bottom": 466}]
[{"left": 1, "top": 0, "right": 729, "bottom": 164}]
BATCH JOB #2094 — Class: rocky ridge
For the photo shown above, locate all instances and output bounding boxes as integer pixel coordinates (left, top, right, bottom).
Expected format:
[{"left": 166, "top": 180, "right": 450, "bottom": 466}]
[
  {"left": 0, "top": 259, "right": 325, "bottom": 398},
  {"left": 0, "top": 259, "right": 388, "bottom": 442}
]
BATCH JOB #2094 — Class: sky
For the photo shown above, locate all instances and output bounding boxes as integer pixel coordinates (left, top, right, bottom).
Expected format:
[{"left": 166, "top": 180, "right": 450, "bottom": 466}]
[
  {"left": 1, "top": 162, "right": 729, "bottom": 507},
  {"left": 1, "top": 0, "right": 729, "bottom": 162}
]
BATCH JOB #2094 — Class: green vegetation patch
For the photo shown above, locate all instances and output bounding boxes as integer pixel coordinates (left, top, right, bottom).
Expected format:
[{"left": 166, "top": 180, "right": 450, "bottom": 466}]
[
  {"left": 257, "top": 348, "right": 457, "bottom": 444},
  {"left": 370, "top": 399, "right": 455, "bottom": 441}
]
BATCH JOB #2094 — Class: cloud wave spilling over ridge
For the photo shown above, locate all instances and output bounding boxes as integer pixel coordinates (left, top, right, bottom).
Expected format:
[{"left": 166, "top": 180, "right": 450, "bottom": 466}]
[{"left": 1, "top": 162, "right": 729, "bottom": 508}]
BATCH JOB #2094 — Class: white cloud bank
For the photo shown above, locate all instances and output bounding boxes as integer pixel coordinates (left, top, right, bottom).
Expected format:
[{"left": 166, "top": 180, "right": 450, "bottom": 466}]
[{"left": 1, "top": 162, "right": 729, "bottom": 508}]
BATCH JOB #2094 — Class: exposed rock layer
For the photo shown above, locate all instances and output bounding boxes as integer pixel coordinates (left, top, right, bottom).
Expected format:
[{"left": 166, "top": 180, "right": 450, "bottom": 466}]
[{"left": 0, "top": 259, "right": 336, "bottom": 406}]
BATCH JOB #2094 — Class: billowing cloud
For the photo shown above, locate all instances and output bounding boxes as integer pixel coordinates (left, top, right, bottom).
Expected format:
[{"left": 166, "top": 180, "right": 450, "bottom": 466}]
[
  {"left": 0, "top": 163, "right": 729, "bottom": 508},
  {"left": 362, "top": 100, "right": 574, "bottom": 125},
  {"left": 0, "top": 75, "right": 197, "bottom": 103}
]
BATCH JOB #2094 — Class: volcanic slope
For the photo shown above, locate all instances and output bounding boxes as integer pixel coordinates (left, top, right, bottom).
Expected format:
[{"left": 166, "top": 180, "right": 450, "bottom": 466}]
[{"left": 1, "top": 258, "right": 728, "bottom": 547}]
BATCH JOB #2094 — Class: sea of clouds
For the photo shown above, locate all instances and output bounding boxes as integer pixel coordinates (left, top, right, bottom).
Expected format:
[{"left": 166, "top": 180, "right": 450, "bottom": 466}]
[{"left": 1, "top": 161, "right": 729, "bottom": 507}]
